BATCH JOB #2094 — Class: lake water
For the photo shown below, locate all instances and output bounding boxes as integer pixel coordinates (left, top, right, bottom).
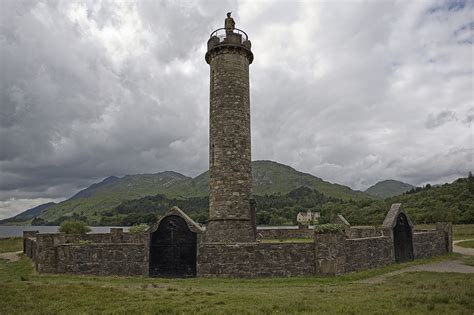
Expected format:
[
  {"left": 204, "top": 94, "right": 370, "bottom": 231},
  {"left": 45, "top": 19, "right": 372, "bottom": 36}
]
[{"left": 0, "top": 225, "right": 130, "bottom": 238}]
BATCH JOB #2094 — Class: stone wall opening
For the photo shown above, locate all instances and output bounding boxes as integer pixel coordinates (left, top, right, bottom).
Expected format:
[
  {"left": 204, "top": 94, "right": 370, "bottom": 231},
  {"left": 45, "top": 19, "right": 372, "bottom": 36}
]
[
  {"left": 393, "top": 213, "right": 414, "bottom": 263},
  {"left": 149, "top": 215, "right": 197, "bottom": 277}
]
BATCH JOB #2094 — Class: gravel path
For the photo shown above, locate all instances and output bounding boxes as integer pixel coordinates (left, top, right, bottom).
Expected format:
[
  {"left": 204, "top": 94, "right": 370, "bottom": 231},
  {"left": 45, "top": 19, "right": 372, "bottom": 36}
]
[
  {"left": 0, "top": 251, "right": 22, "bottom": 262},
  {"left": 360, "top": 239, "right": 474, "bottom": 284}
]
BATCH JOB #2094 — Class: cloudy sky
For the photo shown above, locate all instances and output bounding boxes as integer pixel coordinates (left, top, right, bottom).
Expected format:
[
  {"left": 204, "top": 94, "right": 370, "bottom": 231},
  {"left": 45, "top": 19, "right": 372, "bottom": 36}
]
[{"left": 0, "top": 0, "right": 472, "bottom": 219}]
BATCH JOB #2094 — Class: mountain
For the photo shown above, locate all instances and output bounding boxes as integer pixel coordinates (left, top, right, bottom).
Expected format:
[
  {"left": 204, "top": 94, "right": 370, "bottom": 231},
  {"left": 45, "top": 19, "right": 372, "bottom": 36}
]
[
  {"left": 36, "top": 171, "right": 193, "bottom": 223},
  {"left": 251, "top": 161, "right": 368, "bottom": 199},
  {"left": 365, "top": 180, "right": 415, "bottom": 198},
  {"left": 26, "top": 160, "right": 370, "bottom": 224},
  {"left": 0, "top": 202, "right": 56, "bottom": 224},
  {"left": 77, "top": 175, "right": 474, "bottom": 226}
]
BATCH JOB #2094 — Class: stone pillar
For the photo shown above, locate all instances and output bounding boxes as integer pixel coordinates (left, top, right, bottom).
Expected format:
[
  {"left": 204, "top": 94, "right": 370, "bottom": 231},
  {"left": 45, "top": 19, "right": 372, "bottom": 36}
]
[
  {"left": 205, "top": 21, "right": 255, "bottom": 243},
  {"left": 315, "top": 232, "right": 346, "bottom": 275},
  {"left": 436, "top": 222, "right": 453, "bottom": 253},
  {"left": 23, "top": 230, "right": 39, "bottom": 255},
  {"left": 36, "top": 234, "right": 58, "bottom": 273}
]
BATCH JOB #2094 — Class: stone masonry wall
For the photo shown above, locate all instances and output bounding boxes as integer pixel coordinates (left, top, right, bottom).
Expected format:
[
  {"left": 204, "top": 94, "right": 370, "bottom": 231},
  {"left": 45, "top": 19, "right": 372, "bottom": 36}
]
[
  {"left": 257, "top": 226, "right": 314, "bottom": 240},
  {"left": 314, "top": 232, "right": 346, "bottom": 275},
  {"left": 413, "top": 231, "right": 446, "bottom": 259},
  {"left": 198, "top": 242, "right": 315, "bottom": 277},
  {"left": 56, "top": 244, "right": 147, "bottom": 276},
  {"left": 346, "top": 226, "right": 385, "bottom": 239},
  {"left": 344, "top": 236, "right": 394, "bottom": 272},
  {"left": 206, "top": 42, "right": 255, "bottom": 243},
  {"left": 25, "top": 229, "right": 148, "bottom": 275},
  {"left": 24, "top": 237, "right": 37, "bottom": 260}
]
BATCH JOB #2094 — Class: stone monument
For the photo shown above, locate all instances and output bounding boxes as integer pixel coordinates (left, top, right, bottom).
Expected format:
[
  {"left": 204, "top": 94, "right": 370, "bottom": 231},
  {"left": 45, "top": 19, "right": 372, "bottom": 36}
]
[{"left": 205, "top": 15, "right": 255, "bottom": 242}]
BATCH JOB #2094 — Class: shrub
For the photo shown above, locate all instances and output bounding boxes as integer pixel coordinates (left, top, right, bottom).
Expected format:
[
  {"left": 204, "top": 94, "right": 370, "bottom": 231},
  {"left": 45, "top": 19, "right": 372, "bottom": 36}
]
[
  {"left": 314, "top": 223, "right": 346, "bottom": 233},
  {"left": 59, "top": 220, "right": 91, "bottom": 234},
  {"left": 129, "top": 223, "right": 149, "bottom": 233}
]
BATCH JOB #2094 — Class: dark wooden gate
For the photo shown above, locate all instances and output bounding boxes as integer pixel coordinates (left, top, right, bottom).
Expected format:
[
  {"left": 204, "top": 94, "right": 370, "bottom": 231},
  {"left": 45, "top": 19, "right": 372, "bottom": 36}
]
[
  {"left": 393, "top": 213, "right": 414, "bottom": 263},
  {"left": 149, "top": 215, "right": 197, "bottom": 277}
]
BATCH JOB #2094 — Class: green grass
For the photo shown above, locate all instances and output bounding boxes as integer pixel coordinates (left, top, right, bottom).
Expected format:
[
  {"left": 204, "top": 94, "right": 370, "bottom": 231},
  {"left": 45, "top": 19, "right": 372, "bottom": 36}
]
[
  {"left": 457, "top": 240, "right": 474, "bottom": 248},
  {"left": 463, "top": 256, "right": 474, "bottom": 267},
  {"left": 0, "top": 237, "right": 23, "bottom": 253},
  {"left": 1, "top": 253, "right": 472, "bottom": 314},
  {"left": 453, "top": 224, "right": 474, "bottom": 240}
]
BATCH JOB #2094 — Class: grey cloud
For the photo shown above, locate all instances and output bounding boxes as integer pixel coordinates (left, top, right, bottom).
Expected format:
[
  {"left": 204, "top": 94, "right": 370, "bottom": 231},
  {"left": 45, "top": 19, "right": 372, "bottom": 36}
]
[
  {"left": 425, "top": 110, "right": 457, "bottom": 129},
  {"left": 0, "top": 0, "right": 472, "bottom": 217}
]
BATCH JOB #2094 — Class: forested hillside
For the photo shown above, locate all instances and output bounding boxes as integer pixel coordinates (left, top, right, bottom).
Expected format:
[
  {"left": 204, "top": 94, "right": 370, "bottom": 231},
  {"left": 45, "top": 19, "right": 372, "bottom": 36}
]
[
  {"left": 10, "top": 160, "right": 369, "bottom": 225},
  {"left": 36, "top": 175, "right": 472, "bottom": 227}
]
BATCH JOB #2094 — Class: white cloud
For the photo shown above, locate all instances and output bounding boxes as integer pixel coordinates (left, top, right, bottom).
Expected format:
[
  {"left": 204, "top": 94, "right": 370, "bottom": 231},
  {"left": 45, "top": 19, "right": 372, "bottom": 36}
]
[{"left": 0, "top": 0, "right": 472, "bottom": 217}]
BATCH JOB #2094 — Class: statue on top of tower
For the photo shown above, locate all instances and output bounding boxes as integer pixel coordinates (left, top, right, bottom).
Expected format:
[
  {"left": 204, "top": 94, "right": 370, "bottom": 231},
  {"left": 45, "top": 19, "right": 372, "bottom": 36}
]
[{"left": 225, "top": 12, "right": 235, "bottom": 35}]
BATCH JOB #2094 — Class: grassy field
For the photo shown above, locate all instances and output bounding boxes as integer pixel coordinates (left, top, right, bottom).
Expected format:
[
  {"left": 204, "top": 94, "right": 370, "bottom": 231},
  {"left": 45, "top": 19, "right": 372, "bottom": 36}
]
[
  {"left": 0, "top": 252, "right": 472, "bottom": 314},
  {"left": 0, "top": 237, "right": 22, "bottom": 253},
  {"left": 457, "top": 240, "right": 474, "bottom": 248},
  {"left": 452, "top": 224, "right": 474, "bottom": 240}
]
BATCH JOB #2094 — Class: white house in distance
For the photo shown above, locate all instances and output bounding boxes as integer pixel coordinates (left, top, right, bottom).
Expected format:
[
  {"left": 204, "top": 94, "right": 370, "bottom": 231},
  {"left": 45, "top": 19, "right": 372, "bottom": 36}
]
[{"left": 297, "top": 210, "right": 320, "bottom": 224}]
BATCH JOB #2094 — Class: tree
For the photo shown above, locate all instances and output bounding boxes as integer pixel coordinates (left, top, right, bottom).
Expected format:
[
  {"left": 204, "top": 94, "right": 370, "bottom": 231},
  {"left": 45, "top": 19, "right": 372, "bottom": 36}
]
[
  {"left": 468, "top": 171, "right": 474, "bottom": 194},
  {"left": 129, "top": 223, "right": 149, "bottom": 233},
  {"left": 59, "top": 220, "right": 91, "bottom": 234}
]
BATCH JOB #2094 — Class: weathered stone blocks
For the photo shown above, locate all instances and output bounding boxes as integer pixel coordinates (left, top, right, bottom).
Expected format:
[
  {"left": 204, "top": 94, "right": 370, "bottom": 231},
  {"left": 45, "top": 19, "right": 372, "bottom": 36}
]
[{"left": 206, "top": 31, "right": 255, "bottom": 242}]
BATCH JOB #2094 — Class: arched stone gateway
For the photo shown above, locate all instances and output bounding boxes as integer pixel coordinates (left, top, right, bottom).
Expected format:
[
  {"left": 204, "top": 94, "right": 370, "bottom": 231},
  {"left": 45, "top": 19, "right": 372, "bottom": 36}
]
[
  {"left": 393, "top": 213, "right": 414, "bottom": 263},
  {"left": 149, "top": 212, "right": 199, "bottom": 277},
  {"left": 382, "top": 203, "right": 414, "bottom": 263}
]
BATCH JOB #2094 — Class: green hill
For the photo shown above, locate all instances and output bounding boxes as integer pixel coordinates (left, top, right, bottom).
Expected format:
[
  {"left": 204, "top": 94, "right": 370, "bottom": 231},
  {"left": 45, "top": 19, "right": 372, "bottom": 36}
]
[
  {"left": 321, "top": 176, "right": 474, "bottom": 225},
  {"left": 0, "top": 202, "right": 56, "bottom": 225},
  {"left": 30, "top": 160, "right": 370, "bottom": 224},
  {"left": 387, "top": 177, "right": 474, "bottom": 223},
  {"left": 365, "top": 180, "right": 414, "bottom": 198},
  {"left": 78, "top": 175, "right": 474, "bottom": 227}
]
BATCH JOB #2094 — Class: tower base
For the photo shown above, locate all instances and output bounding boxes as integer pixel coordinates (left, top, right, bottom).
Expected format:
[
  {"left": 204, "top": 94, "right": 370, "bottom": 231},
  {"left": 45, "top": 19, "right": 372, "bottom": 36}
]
[{"left": 205, "top": 219, "right": 256, "bottom": 243}]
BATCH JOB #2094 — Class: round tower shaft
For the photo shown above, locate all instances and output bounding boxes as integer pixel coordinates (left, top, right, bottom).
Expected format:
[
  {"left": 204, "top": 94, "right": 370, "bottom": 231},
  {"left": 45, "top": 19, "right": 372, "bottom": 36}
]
[{"left": 205, "top": 16, "right": 255, "bottom": 243}]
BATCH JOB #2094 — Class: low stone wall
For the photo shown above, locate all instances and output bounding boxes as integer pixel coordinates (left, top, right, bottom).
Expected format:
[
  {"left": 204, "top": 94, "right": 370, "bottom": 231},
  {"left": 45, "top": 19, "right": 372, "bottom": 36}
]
[
  {"left": 314, "top": 232, "right": 394, "bottom": 275},
  {"left": 413, "top": 231, "right": 446, "bottom": 259},
  {"left": 344, "top": 236, "right": 394, "bottom": 272},
  {"left": 24, "top": 237, "right": 37, "bottom": 259},
  {"left": 56, "top": 243, "right": 147, "bottom": 276},
  {"left": 198, "top": 242, "right": 315, "bottom": 277},
  {"left": 21, "top": 220, "right": 453, "bottom": 278},
  {"left": 256, "top": 226, "right": 314, "bottom": 240},
  {"left": 413, "top": 223, "right": 452, "bottom": 259},
  {"left": 346, "top": 226, "right": 385, "bottom": 239},
  {"left": 23, "top": 229, "right": 149, "bottom": 275}
]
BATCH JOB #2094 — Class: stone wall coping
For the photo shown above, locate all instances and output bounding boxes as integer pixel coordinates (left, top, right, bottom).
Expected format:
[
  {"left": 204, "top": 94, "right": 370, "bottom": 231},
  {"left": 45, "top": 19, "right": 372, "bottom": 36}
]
[
  {"left": 349, "top": 226, "right": 380, "bottom": 230},
  {"left": 35, "top": 232, "right": 115, "bottom": 236},
  {"left": 201, "top": 242, "right": 313, "bottom": 246},
  {"left": 346, "top": 236, "right": 390, "bottom": 241},
  {"left": 257, "top": 226, "right": 315, "bottom": 230},
  {"left": 56, "top": 243, "right": 145, "bottom": 247},
  {"left": 413, "top": 230, "right": 439, "bottom": 235},
  {"left": 150, "top": 206, "right": 204, "bottom": 234}
]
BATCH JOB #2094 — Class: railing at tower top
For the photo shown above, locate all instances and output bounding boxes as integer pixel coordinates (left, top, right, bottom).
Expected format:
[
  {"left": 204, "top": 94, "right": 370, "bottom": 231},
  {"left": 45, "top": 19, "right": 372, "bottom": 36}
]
[{"left": 209, "top": 28, "right": 249, "bottom": 43}]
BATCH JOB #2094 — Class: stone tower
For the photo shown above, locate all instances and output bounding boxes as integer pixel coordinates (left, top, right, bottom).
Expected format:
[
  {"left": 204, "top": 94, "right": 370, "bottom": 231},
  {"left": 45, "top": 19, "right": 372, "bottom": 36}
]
[{"left": 205, "top": 14, "right": 255, "bottom": 243}]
